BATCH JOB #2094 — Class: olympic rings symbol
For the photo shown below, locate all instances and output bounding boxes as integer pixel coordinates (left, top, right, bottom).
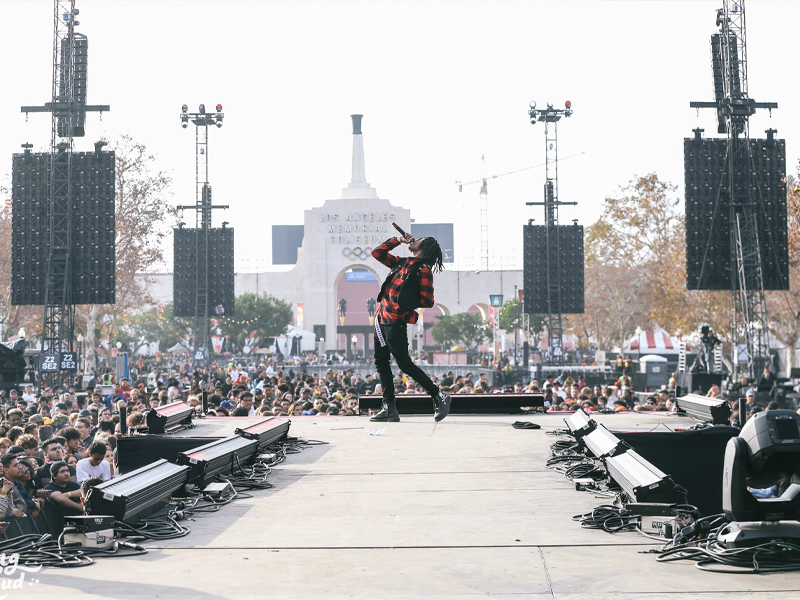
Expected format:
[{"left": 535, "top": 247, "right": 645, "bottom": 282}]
[{"left": 342, "top": 247, "right": 372, "bottom": 260}]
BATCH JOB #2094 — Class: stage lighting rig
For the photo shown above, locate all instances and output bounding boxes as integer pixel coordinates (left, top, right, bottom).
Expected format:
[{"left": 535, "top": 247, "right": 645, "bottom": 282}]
[
  {"left": 235, "top": 417, "right": 291, "bottom": 448},
  {"left": 177, "top": 435, "right": 259, "bottom": 485},
  {"left": 605, "top": 450, "right": 686, "bottom": 504},
  {"left": 581, "top": 423, "right": 629, "bottom": 459},
  {"left": 564, "top": 407, "right": 596, "bottom": 441},
  {"left": 674, "top": 393, "right": 731, "bottom": 425},
  {"left": 85, "top": 459, "right": 190, "bottom": 522},
  {"left": 721, "top": 409, "right": 800, "bottom": 547},
  {"left": 145, "top": 400, "right": 194, "bottom": 434}
]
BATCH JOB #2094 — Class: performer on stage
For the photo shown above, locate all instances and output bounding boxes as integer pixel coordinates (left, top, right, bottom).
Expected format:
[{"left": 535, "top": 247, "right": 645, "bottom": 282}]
[{"left": 369, "top": 231, "right": 451, "bottom": 423}]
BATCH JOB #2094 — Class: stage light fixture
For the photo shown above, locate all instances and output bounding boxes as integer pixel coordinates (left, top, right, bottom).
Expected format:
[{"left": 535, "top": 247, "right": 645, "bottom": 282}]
[
  {"left": 199, "top": 104, "right": 205, "bottom": 114},
  {"left": 85, "top": 459, "right": 190, "bottom": 522},
  {"left": 565, "top": 100, "right": 571, "bottom": 108},
  {"left": 177, "top": 435, "right": 259, "bottom": 484},
  {"left": 145, "top": 400, "right": 194, "bottom": 434},
  {"left": 182, "top": 104, "right": 188, "bottom": 113},
  {"left": 215, "top": 117, "right": 222, "bottom": 128},
  {"left": 674, "top": 393, "right": 731, "bottom": 425},
  {"left": 235, "top": 417, "right": 291, "bottom": 448},
  {"left": 563, "top": 407, "right": 596, "bottom": 441},
  {"left": 605, "top": 450, "right": 685, "bottom": 504},
  {"left": 582, "top": 423, "right": 629, "bottom": 459},
  {"left": 721, "top": 410, "right": 800, "bottom": 546},
  {"left": 216, "top": 103, "right": 222, "bottom": 112}
]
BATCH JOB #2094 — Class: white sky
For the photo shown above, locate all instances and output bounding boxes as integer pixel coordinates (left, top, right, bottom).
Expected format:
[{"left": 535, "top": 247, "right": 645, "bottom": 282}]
[{"left": 1, "top": 1, "right": 796, "bottom": 273}]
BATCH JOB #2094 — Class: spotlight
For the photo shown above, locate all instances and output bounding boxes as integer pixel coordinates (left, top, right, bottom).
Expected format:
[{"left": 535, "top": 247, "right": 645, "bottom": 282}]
[
  {"left": 581, "top": 423, "right": 629, "bottom": 459},
  {"left": 565, "top": 100, "right": 571, "bottom": 108},
  {"left": 674, "top": 394, "right": 731, "bottom": 425},
  {"left": 563, "top": 407, "right": 596, "bottom": 441},
  {"left": 199, "top": 104, "right": 205, "bottom": 114},
  {"left": 235, "top": 417, "right": 291, "bottom": 448},
  {"left": 177, "top": 435, "right": 259, "bottom": 485},
  {"left": 181, "top": 104, "right": 188, "bottom": 113},
  {"left": 215, "top": 117, "right": 222, "bottom": 128},
  {"left": 145, "top": 401, "right": 194, "bottom": 434},
  {"left": 85, "top": 459, "right": 190, "bottom": 522},
  {"left": 605, "top": 450, "right": 685, "bottom": 504},
  {"left": 216, "top": 103, "right": 222, "bottom": 112},
  {"left": 721, "top": 410, "right": 800, "bottom": 546},
  {"left": 529, "top": 100, "right": 536, "bottom": 109}
]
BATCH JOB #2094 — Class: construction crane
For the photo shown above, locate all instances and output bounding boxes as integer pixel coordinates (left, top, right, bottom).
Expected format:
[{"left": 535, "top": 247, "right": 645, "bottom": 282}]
[
  {"left": 455, "top": 151, "right": 584, "bottom": 271},
  {"left": 454, "top": 155, "right": 490, "bottom": 270}
]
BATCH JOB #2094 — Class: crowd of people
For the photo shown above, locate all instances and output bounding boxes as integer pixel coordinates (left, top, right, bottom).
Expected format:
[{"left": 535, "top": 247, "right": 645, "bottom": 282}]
[{"left": 2, "top": 357, "right": 798, "bottom": 533}]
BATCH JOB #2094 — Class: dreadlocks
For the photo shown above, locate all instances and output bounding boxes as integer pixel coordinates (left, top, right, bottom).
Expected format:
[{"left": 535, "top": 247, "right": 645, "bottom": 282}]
[{"left": 417, "top": 237, "right": 444, "bottom": 274}]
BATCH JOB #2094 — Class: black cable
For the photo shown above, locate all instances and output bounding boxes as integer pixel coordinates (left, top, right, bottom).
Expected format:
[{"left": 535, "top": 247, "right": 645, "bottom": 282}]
[
  {"left": 658, "top": 521, "right": 800, "bottom": 573},
  {"left": 0, "top": 533, "right": 145, "bottom": 568},
  {"left": 114, "top": 514, "right": 191, "bottom": 540},
  {"left": 573, "top": 503, "right": 639, "bottom": 533}
]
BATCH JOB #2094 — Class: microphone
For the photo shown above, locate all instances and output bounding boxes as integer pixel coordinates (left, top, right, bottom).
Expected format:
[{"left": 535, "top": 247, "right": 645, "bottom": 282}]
[{"left": 392, "top": 222, "right": 407, "bottom": 237}]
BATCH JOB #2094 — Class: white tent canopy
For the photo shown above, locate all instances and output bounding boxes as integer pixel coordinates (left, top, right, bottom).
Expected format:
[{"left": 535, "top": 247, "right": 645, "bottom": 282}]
[
  {"left": 166, "top": 342, "right": 191, "bottom": 354},
  {"left": 624, "top": 327, "right": 681, "bottom": 355},
  {"left": 274, "top": 325, "right": 316, "bottom": 356}
]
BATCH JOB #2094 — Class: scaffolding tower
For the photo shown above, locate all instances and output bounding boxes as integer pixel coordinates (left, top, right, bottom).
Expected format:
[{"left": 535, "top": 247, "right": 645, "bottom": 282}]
[
  {"left": 21, "top": 0, "right": 109, "bottom": 385},
  {"left": 527, "top": 101, "right": 575, "bottom": 364},
  {"left": 178, "top": 104, "right": 227, "bottom": 365},
  {"left": 690, "top": 0, "right": 777, "bottom": 378}
]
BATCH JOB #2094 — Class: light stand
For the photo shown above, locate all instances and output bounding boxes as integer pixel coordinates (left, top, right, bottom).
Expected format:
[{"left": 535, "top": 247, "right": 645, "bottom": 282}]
[
  {"left": 526, "top": 101, "right": 577, "bottom": 366},
  {"left": 177, "top": 103, "right": 228, "bottom": 366}
]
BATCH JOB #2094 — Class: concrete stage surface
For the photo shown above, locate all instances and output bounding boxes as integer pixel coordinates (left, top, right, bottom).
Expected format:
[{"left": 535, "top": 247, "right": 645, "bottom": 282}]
[{"left": 33, "top": 412, "right": 800, "bottom": 599}]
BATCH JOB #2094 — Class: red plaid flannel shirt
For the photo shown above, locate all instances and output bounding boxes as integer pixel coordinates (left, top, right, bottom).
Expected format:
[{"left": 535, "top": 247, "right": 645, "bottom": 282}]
[{"left": 372, "top": 237, "right": 434, "bottom": 324}]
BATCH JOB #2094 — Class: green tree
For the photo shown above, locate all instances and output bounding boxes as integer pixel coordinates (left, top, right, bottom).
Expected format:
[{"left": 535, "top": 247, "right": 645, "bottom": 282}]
[
  {"left": 124, "top": 304, "right": 192, "bottom": 351},
  {"left": 498, "top": 299, "right": 545, "bottom": 340},
  {"left": 454, "top": 312, "right": 490, "bottom": 348},
  {"left": 218, "top": 293, "right": 293, "bottom": 348},
  {"left": 431, "top": 312, "right": 489, "bottom": 349},
  {"left": 430, "top": 314, "right": 460, "bottom": 349}
]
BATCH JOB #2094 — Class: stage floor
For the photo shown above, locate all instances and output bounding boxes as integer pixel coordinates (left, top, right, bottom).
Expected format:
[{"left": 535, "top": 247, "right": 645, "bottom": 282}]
[{"left": 33, "top": 412, "right": 800, "bottom": 599}]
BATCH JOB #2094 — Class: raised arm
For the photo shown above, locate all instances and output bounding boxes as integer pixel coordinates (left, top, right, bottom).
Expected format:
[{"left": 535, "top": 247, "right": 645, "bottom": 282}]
[{"left": 371, "top": 237, "right": 402, "bottom": 269}]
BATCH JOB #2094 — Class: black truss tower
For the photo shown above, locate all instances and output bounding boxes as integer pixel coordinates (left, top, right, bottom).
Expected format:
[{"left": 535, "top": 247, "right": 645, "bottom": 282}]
[
  {"left": 20, "top": 1, "right": 109, "bottom": 385},
  {"left": 178, "top": 104, "right": 227, "bottom": 365},
  {"left": 526, "top": 101, "right": 578, "bottom": 364},
  {"left": 689, "top": 0, "right": 779, "bottom": 378}
]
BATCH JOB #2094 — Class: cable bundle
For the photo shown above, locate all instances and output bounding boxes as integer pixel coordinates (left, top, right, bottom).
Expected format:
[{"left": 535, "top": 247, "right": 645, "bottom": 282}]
[
  {"left": 0, "top": 533, "right": 146, "bottom": 569},
  {"left": 658, "top": 519, "right": 800, "bottom": 573},
  {"left": 573, "top": 504, "right": 639, "bottom": 533}
]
